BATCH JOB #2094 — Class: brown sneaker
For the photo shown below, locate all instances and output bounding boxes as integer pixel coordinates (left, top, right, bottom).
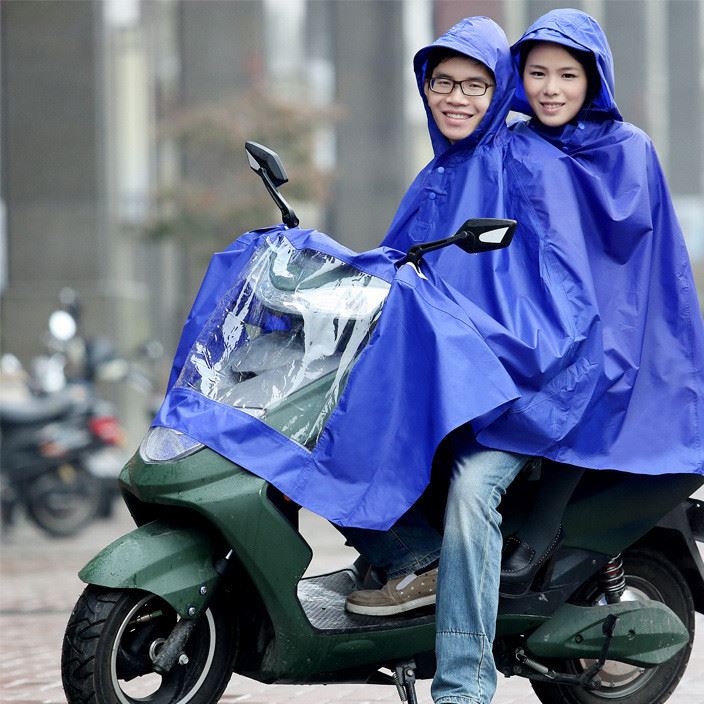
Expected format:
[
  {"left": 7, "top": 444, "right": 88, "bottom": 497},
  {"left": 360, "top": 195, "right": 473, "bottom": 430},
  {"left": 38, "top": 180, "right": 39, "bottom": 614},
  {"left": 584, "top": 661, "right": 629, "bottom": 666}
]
[{"left": 345, "top": 568, "right": 438, "bottom": 616}]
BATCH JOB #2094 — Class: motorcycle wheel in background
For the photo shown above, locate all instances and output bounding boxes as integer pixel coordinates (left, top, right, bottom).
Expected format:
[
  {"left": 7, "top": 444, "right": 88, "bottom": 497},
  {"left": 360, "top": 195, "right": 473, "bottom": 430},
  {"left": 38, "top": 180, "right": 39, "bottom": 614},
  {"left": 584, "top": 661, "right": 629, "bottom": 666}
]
[
  {"left": 531, "top": 549, "right": 695, "bottom": 704},
  {"left": 24, "top": 462, "right": 104, "bottom": 538},
  {"left": 62, "top": 586, "right": 238, "bottom": 704}
]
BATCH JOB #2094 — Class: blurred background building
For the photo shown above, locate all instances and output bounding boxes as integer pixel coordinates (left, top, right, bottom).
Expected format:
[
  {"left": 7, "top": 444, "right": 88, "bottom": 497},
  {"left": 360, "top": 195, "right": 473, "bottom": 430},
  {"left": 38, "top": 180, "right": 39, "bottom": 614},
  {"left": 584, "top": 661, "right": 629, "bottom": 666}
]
[{"left": 2, "top": 0, "right": 703, "bottom": 437}]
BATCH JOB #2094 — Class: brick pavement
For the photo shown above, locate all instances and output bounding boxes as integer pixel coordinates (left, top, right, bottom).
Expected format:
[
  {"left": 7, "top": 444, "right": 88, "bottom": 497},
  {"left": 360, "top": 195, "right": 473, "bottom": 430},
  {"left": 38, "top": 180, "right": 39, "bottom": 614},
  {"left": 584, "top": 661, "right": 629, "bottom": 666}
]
[{"left": 1, "top": 505, "right": 703, "bottom": 704}]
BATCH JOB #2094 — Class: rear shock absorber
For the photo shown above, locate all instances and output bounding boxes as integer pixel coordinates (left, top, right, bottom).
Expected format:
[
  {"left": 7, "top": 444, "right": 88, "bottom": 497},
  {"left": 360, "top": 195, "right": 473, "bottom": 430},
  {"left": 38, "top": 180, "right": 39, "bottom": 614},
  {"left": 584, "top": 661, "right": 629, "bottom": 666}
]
[{"left": 599, "top": 554, "right": 626, "bottom": 604}]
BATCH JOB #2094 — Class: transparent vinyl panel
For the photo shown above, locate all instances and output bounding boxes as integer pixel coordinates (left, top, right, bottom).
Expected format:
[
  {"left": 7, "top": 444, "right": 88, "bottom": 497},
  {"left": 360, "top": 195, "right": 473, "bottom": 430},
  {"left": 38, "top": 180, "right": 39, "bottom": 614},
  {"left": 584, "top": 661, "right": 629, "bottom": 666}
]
[{"left": 176, "top": 237, "right": 390, "bottom": 449}]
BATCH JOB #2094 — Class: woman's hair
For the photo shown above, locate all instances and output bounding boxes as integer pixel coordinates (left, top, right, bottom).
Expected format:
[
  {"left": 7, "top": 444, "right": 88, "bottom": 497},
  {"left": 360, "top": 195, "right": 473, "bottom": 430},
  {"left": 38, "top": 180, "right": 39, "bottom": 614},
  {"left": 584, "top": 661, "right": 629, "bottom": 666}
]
[
  {"left": 424, "top": 47, "right": 495, "bottom": 83},
  {"left": 519, "top": 40, "right": 601, "bottom": 107}
]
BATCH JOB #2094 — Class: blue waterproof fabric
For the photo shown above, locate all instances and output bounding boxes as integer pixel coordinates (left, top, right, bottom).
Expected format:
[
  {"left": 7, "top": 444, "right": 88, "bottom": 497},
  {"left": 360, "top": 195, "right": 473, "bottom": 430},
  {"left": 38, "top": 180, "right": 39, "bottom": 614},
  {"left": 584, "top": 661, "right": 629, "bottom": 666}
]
[
  {"left": 152, "top": 17, "right": 523, "bottom": 530},
  {"left": 383, "top": 11, "right": 704, "bottom": 475},
  {"left": 484, "top": 8, "right": 704, "bottom": 474},
  {"left": 155, "top": 226, "right": 519, "bottom": 529}
]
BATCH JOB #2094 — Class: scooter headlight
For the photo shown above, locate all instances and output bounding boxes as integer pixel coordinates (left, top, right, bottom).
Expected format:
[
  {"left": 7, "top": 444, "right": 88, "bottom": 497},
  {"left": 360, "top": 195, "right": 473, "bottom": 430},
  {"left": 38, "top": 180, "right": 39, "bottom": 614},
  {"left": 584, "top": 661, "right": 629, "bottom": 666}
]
[{"left": 139, "top": 427, "right": 204, "bottom": 463}]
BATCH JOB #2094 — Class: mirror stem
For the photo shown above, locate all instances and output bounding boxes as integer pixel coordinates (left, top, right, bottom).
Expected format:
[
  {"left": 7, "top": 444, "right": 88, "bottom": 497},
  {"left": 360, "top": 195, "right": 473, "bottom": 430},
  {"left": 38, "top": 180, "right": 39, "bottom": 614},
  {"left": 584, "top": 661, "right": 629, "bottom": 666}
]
[
  {"left": 401, "top": 236, "right": 458, "bottom": 268},
  {"left": 260, "top": 169, "right": 299, "bottom": 229}
]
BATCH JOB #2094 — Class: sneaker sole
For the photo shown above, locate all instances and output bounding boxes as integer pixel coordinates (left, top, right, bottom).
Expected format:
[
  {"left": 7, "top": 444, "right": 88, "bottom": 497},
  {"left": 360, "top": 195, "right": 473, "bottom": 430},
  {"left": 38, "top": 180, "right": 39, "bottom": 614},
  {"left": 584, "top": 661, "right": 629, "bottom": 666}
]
[{"left": 345, "top": 594, "right": 436, "bottom": 616}]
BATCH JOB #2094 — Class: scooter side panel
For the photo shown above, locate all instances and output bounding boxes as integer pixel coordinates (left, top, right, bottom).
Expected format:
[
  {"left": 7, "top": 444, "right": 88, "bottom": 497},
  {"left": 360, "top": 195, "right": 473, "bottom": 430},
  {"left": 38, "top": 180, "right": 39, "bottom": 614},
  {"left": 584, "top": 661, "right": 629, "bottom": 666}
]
[
  {"left": 562, "top": 471, "right": 703, "bottom": 555},
  {"left": 78, "top": 520, "right": 219, "bottom": 617},
  {"left": 122, "top": 449, "right": 313, "bottom": 611},
  {"left": 525, "top": 601, "right": 689, "bottom": 666}
]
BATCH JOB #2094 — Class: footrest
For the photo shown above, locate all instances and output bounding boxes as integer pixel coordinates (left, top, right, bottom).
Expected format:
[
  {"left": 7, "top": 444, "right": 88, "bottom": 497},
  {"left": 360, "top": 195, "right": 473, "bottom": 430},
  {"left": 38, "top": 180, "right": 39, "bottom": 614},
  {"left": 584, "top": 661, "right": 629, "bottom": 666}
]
[{"left": 298, "top": 569, "right": 435, "bottom": 633}]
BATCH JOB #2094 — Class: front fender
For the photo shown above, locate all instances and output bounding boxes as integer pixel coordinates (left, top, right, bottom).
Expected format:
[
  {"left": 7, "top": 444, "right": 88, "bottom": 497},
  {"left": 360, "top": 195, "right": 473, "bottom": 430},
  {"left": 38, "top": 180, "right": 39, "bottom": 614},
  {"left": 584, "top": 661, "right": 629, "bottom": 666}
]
[{"left": 79, "top": 520, "right": 219, "bottom": 618}]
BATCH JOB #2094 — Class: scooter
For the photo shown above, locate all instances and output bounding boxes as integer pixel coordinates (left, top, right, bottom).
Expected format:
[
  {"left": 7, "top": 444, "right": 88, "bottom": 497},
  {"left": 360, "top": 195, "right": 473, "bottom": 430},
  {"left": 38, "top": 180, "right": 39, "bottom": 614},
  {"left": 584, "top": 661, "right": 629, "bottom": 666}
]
[{"left": 61, "top": 142, "right": 704, "bottom": 704}]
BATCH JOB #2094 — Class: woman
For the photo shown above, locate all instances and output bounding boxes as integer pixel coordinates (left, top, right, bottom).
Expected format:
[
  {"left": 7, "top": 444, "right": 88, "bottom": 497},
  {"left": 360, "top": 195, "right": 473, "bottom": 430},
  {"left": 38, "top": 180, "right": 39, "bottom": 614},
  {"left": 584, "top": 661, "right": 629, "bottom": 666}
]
[{"left": 496, "top": 8, "right": 704, "bottom": 584}]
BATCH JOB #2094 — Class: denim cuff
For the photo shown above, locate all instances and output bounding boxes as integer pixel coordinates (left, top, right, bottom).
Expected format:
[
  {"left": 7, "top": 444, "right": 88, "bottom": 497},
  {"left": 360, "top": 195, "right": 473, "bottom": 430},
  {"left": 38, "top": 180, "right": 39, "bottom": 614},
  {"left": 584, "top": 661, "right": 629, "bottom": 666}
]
[
  {"left": 386, "top": 549, "right": 441, "bottom": 579},
  {"left": 434, "top": 697, "right": 481, "bottom": 704}
]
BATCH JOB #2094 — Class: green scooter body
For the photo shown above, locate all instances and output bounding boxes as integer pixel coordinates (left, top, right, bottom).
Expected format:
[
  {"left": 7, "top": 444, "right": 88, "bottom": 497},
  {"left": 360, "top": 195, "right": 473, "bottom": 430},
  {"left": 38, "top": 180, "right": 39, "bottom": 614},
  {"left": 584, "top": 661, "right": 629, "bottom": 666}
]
[
  {"left": 79, "top": 445, "right": 701, "bottom": 683},
  {"left": 81, "top": 449, "right": 436, "bottom": 682}
]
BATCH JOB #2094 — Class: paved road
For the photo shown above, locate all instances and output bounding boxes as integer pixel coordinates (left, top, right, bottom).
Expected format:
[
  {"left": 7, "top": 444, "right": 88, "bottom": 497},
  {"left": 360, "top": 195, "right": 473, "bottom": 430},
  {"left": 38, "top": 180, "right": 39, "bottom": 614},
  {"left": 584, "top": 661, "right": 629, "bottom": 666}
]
[{"left": 2, "top": 504, "right": 703, "bottom": 704}]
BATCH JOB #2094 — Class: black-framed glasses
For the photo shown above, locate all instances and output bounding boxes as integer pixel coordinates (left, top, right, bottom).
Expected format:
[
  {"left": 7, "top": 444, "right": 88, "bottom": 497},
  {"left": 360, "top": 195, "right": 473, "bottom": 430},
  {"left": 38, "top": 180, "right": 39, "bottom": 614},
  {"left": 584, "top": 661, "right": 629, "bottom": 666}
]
[{"left": 428, "top": 77, "right": 494, "bottom": 97}]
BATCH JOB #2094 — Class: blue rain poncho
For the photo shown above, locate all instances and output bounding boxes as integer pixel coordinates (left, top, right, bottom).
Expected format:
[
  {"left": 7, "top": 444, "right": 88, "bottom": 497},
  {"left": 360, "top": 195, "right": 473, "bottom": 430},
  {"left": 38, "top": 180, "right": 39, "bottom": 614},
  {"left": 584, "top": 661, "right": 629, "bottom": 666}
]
[
  {"left": 152, "top": 17, "right": 523, "bottom": 530},
  {"left": 154, "top": 10, "right": 704, "bottom": 535},
  {"left": 487, "top": 8, "right": 704, "bottom": 474},
  {"left": 382, "top": 16, "right": 609, "bottom": 467},
  {"left": 154, "top": 226, "right": 518, "bottom": 529},
  {"left": 387, "top": 9, "right": 704, "bottom": 476}
]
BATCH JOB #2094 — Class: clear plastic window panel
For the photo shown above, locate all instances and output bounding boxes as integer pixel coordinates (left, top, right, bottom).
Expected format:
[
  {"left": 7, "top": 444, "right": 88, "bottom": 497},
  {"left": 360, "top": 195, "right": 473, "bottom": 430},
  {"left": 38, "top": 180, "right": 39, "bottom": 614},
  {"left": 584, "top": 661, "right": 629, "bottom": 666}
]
[{"left": 177, "top": 237, "right": 391, "bottom": 449}]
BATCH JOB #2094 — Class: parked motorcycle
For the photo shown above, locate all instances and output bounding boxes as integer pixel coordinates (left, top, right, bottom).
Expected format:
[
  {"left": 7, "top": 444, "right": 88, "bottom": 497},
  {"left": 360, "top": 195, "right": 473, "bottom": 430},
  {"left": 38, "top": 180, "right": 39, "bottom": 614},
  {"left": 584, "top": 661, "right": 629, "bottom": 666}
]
[
  {"left": 0, "top": 298, "right": 131, "bottom": 536},
  {"left": 61, "top": 143, "right": 704, "bottom": 704}
]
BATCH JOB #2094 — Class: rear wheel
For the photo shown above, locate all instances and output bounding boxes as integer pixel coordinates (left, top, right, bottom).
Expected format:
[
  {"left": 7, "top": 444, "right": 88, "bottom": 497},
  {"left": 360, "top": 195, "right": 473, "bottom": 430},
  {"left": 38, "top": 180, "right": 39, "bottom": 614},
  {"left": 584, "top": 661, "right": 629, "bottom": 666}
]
[
  {"left": 62, "top": 586, "right": 238, "bottom": 704},
  {"left": 530, "top": 550, "right": 695, "bottom": 704}
]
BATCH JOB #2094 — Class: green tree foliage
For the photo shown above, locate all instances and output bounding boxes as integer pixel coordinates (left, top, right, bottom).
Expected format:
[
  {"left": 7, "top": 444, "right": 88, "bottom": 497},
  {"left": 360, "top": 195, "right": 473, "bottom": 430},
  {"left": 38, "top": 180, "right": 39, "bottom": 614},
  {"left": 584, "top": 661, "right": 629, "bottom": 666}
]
[{"left": 147, "top": 88, "right": 335, "bottom": 249}]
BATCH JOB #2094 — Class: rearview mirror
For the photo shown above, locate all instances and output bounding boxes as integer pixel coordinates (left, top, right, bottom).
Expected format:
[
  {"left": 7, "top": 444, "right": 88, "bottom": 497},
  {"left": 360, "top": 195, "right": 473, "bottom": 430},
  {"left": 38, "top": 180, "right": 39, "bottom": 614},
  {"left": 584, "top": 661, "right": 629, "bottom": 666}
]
[
  {"left": 245, "top": 141, "right": 289, "bottom": 188},
  {"left": 402, "top": 218, "right": 516, "bottom": 267},
  {"left": 453, "top": 218, "right": 516, "bottom": 253},
  {"left": 245, "top": 141, "right": 299, "bottom": 228}
]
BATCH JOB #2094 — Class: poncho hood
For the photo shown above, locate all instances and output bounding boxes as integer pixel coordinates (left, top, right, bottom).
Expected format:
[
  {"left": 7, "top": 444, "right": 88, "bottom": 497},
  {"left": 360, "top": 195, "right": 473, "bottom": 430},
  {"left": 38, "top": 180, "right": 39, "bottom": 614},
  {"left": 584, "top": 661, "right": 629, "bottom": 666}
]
[
  {"left": 510, "top": 8, "right": 623, "bottom": 121},
  {"left": 414, "top": 16, "right": 515, "bottom": 156}
]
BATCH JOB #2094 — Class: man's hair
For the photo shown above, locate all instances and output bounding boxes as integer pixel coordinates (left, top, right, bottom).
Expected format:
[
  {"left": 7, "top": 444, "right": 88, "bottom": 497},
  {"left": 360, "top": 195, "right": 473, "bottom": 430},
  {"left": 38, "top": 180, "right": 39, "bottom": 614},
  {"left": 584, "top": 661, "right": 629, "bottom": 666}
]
[
  {"left": 424, "top": 48, "right": 494, "bottom": 83},
  {"left": 519, "top": 40, "right": 601, "bottom": 106}
]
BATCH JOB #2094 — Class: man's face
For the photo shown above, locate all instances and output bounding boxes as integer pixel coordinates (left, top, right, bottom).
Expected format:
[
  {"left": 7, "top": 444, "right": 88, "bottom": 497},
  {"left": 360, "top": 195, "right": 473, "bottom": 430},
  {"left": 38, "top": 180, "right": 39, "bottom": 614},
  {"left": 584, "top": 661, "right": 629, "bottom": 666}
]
[
  {"left": 522, "top": 43, "right": 588, "bottom": 127},
  {"left": 424, "top": 57, "right": 495, "bottom": 143}
]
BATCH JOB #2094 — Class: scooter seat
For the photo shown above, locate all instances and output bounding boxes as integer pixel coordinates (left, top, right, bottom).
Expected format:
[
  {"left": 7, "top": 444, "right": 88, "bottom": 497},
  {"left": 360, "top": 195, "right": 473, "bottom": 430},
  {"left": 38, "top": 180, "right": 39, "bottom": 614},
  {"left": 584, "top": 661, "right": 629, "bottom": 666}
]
[{"left": 0, "top": 391, "right": 76, "bottom": 425}]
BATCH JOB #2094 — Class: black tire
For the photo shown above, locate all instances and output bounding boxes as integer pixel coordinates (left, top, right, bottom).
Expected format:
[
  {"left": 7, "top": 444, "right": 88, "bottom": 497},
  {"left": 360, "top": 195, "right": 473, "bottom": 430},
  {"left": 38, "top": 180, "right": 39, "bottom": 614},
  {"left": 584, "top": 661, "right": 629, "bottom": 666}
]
[
  {"left": 62, "top": 585, "right": 238, "bottom": 704},
  {"left": 531, "top": 549, "right": 695, "bottom": 704},
  {"left": 25, "top": 463, "right": 103, "bottom": 537}
]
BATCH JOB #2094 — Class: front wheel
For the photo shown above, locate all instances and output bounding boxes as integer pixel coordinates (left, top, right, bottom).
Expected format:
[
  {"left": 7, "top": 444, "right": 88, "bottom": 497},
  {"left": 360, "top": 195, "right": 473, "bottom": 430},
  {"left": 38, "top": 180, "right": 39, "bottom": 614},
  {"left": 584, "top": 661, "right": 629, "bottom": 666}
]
[
  {"left": 62, "top": 586, "right": 238, "bottom": 704},
  {"left": 530, "top": 549, "right": 695, "bottom": 704}
]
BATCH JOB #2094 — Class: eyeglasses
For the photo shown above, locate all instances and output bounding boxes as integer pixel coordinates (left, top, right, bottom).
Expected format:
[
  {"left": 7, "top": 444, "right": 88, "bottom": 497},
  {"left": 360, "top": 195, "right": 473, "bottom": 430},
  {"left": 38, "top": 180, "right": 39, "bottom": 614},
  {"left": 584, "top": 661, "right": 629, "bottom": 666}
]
[{"left": 428, "top": 77, "right": 494, "bottom": 97}]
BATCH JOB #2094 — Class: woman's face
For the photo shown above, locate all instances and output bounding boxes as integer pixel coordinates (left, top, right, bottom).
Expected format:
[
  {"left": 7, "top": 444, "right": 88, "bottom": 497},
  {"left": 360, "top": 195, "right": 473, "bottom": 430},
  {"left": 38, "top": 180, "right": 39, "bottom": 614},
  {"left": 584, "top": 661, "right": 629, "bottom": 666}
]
[
  {"left": 424, "top": 57, "right": 495, "bottom": 143},
  {"left": 522, "top": 43, "right": 589, "bottom": 127}
]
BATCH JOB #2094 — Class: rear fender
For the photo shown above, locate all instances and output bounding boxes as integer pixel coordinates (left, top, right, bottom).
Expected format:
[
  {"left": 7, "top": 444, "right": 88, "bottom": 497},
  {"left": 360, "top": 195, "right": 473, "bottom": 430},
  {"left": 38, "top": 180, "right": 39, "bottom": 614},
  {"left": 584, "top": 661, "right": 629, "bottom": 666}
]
[
  {"left": 634, "top": 499, "right": 704, "bottom": 613},
  {"left": 687, "top": 497, "right": 704, "bottom": 541},
  {"left": 78, "top": 520, "right": 219, "bottom": 618}
]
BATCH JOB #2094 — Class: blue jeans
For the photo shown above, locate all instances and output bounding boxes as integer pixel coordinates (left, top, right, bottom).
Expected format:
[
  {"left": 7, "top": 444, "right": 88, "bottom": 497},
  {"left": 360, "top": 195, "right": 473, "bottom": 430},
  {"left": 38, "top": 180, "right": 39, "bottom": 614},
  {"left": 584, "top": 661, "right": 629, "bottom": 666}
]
[
  {"left": 340, "top": 503, "right": 442, "bottom": 579},
  {"left": 340, "top": 430, "right": 527, "bottom": 704},
  {"left": 433, "top": 432, "right": 527, "bottom": 704}
]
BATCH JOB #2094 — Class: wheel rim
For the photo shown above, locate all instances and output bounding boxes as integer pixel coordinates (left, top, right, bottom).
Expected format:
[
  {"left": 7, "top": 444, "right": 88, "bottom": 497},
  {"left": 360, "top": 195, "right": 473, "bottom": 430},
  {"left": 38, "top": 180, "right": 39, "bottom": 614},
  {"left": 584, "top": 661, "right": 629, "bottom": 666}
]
[
  {"left": 109, "top": 594, "right": 217, "bottom": 704},
  {"left": 571, "top": 579, "right": 668, "bottom": 699}
]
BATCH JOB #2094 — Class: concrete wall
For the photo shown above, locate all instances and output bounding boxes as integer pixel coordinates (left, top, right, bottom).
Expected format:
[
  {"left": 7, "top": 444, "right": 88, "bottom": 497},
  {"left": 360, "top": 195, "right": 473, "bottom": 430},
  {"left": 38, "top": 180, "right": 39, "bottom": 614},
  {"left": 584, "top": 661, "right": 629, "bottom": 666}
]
[{"left": 1, "top": 0, "right": 110, "bottom": 359}]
